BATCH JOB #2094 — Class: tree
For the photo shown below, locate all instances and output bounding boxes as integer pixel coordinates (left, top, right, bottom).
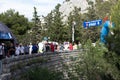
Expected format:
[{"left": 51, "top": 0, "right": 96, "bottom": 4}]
[
  {"left": 0, "top": 9, "right": 32, "bottom": 42},
  {"left": 32, "top": 7, "right": 40, "bottom": 27},
  {"left": 45, "top": 4, "right": 65, "bottom": 42},
  {"left": 104, "top": 0, "right": 120, "bottom": 79},
  {"left": 64, "top": 40, "right": 116, "bottom": 80},
  {"left": 67, "top": 7, "right": 83, "bottom": 43},
  {"left": 30, "top": 7, "right": 43, "bottom": 42},
  {"left": 80, "top": 0, "right": 100, "bottom": 44},
  {"left": 95, "top": 0, "right": 118, "bottom": 19}
]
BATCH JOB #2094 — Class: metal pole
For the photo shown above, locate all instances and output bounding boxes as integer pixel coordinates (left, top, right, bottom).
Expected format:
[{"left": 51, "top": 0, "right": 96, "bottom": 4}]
[
  {"left": 72, "top": 21, "right": 76, "bottom": 43},
  {"left": 72, "top": 24, "right": 74, "bottom": 42}
]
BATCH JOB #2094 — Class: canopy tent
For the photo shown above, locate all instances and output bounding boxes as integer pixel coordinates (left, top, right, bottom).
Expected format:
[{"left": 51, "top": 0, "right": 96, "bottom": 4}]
[{"left": 0, "top": 22, "right": 17, "bottom": 43}]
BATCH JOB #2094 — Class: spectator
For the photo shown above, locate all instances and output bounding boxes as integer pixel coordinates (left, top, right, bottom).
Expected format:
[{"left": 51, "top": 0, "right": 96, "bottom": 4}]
[
  {"left": 19, "top": 43, "right": 24, "bottom": 55},
  {"left": 38, "top": 42, "right": 44, "bottom": 53},
  {"left": 1, "top": 43, "right": 6, "bottom": 58},
  {"left": 59, "top": 43, "right": 64, "bottom": 51},
  {"left": 69, "top": 43, "right": 73, "bottom": 51},
  {"left": 73, "top": 43, "right": 77, "bottom": 50},
  {"left": 32, "top": 43, "right": 38, "bottom": 53},
  {"left": 29, "top": 43, "right": 32, "bottom": 55},
  {"left": 3, "top": 43, "right": 8, "bottom": 58},
  {"left": 78, "top": 42, "right": 82, "bottom": 49},
  {"left": 15, "top": 43, "right": 20, "bottom": 56},
  {"left": 0, "top": 43, "right": 3, "bottom": 59},
  {"left": 50, "top": 43, "right": 54, "bottom": 52},
  {"left": 24, "top": 44, "right": 29, "bottom": 55},
  {"left": 7, "top": 42, "right": 15, "bottom": 57}
]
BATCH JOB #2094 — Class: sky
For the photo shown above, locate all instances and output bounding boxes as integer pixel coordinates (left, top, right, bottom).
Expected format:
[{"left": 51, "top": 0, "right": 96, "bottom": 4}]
[{"left": 0, "top": 0, "right": 64, "bottom": 20}]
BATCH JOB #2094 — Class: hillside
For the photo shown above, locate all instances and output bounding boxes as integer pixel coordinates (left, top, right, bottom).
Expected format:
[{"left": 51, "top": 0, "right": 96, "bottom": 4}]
[{"left": 59, "top": 0, "right": 95, "bottom": 21}]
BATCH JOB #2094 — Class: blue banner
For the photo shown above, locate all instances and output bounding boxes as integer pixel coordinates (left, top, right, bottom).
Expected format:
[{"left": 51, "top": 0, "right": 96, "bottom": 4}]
[
  {"left": 83, "top": 19, "right": 102, "bottom": 28},
  {"left": 0, "top": 32, "right": 12, "bottom": 39}
]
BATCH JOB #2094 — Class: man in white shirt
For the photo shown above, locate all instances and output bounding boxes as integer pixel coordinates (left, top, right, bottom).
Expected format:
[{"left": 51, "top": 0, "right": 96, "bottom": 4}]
[
  {"left": 19, "top": 43, "right": 24, "bottom": 55},
  {"left": 38, "top": 42, "right": 44, "bottom": 53},
  {"left": 15, "top": 43, "right": 20, "bottom": 56}
]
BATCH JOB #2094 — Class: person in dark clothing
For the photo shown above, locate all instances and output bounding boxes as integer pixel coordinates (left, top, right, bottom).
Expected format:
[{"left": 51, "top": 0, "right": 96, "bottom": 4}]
[
  {"left": 32, "top": 44, "right": 38, "bottom": 53},
  {"left": 7, "top": 43, "right": 15, "bottom": 57}
]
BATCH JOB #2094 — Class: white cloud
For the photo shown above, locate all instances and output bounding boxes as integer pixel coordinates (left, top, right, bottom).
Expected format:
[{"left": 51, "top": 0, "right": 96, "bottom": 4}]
[{"left": 0, "top": 0, "right": 64, "bottom": 20}]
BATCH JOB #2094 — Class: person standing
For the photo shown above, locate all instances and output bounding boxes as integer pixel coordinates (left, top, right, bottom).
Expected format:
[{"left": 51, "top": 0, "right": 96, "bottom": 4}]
[
  {"left": 29, "top": 43, "right": 32, "bottom": 55},
  {"left": 24, "top": 44, "right": 29, "bottom": 55},
  {"left": 69, "top": 43, "right": 73, "bottom": 51},
  {"left": 7, "top": 42, "right": 15, "bottom": 57},
  {"left": 0, "top": 43, "right": 3, "bottom": 59},
  {"left": 32, "top": 43, "right": 38, "bottom": 54},
  {"left": 38, "top": 42, "right": 44, "bottom": 53},
  {"left": 15, "top": 43, "right": 20, "bottom": 56},
  {"left": 19, "top": 43, "right": 24, "bottom": 55},
  {"left": 50, "top": 43, "right": 54, "bottom": 52}
]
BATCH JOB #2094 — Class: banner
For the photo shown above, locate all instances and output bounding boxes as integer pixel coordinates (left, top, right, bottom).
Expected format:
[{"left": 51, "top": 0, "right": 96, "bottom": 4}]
[
  {"left": 0, "top": 32, "right": 12, "bottom": 39},
  {"left": 83, "top": 19, "right": 102, "bottom": 28}
]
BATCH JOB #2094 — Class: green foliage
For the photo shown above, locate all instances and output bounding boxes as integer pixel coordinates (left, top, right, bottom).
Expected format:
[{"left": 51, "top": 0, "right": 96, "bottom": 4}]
[
  {"left": 0, "top": 9, "right": 30, "bottom": 35},
  {"left": 29, "top": 7, "right": 44, "bottom": 42},
  {"left": 111, "top": 0, "right": 120, "bottom": 28},
  {"left": 65, "top": 40, "right": 120, "bottom": 80},
  {"left": 32, "top": 7, "right": 40, "bottom": 26},
  {"left": 80, "top": 27, "right": 101, "bottom": 44},
  {"left": 21, "top": 67, "right": 64, "bottom": 80},
  {"left": 95, "top": 0, "right": 114, "bottom": 19},
  {"left": 86, "top": 0, "right": 98, "bottom": 20},
  {"left": 0, "top": 9, "right": 33, "bottom": 42},
  {"left": 45, "top": 4, "right": 66, "bottom": 42},
  {"left": 66, "top": 7, "right": 83, "bottom": 42},
  {"left": 44, "top": 0, "right": 118, "bottom": 43},
  {"left": 79, "top": 0, "right": 117, "bottom": 44},
  {"left": 65, "top": 1, "right": 120, "bottom": 79},
  {"left": 103, "top": 0, "right": 120, "bottom": 79}
]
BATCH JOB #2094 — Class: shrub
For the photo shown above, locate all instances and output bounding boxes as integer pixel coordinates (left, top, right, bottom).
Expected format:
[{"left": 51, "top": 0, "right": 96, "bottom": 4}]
[{"left": 21, "top": 67, "right": 64, "bottom": 80}]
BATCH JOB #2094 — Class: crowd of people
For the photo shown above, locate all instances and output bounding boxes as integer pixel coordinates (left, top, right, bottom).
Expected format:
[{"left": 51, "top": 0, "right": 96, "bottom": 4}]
[{"left": 0, "top": 40, "right": 82, "bottom": 60}]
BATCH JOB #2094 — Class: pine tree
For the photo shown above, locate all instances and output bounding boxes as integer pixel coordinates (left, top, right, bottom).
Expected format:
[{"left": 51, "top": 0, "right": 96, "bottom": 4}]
[
  {"left": 104, "top": 0, "right": 120, "bottom": 79},
  {"left": 45, "top": 4, "right": 65, "bottom": 42},
  {"left": 31, "top": 7, "right": 42, "bottom": 42},
  {"left": 67, "top": 7, "right": 83, "bottom": 43}
]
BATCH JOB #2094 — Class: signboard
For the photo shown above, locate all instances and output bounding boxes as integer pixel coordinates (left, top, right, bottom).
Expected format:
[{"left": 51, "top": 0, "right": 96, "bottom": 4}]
[{"left": 83, "top": 19, "right": 102, "bottom": 28}]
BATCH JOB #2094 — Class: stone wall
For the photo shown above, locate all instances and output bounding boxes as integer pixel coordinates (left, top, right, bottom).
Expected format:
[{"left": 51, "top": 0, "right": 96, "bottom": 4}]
[{"left": 0, "top": 51, "right": 79, "bottom": 80}]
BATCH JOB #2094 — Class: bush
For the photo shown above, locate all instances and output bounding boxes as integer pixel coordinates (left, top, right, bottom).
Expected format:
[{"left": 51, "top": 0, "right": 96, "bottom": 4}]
[
  {"left": 65, "top": 40, "right": 117, "bottom": 80},
  {"left": 21, "top": 67, "right": 64, "bottom": 80}
]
